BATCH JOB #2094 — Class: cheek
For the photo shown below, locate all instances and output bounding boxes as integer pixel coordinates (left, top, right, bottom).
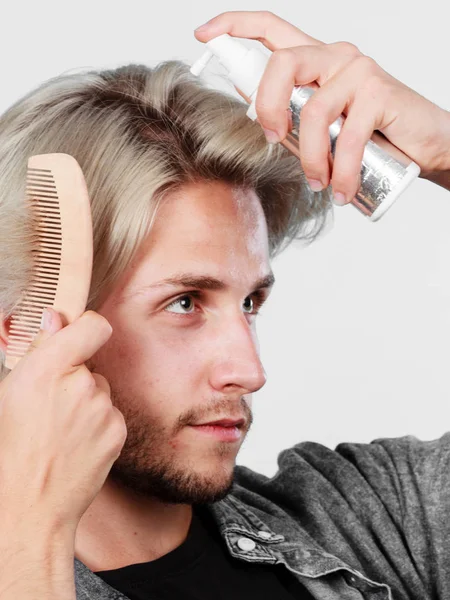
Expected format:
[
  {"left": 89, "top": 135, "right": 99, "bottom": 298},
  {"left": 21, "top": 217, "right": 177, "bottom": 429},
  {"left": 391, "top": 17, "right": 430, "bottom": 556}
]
[
  {"left": 105, "top": 324, "right": 207, "bottom": 396},
  {"left": 144, "top": 322, "right": 212, "bottom": 369}
]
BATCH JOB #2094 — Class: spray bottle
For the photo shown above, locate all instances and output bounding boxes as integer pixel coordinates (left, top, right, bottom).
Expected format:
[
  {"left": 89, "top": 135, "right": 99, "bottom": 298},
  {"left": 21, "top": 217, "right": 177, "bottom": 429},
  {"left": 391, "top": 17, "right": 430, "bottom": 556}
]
[{"left": 190, "top": 34, "right": 420, "bottom": 222}]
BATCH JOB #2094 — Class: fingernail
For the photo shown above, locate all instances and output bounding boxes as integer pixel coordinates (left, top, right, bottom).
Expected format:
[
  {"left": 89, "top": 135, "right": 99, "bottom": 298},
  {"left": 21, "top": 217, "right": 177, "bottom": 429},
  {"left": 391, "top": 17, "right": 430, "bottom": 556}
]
[
  {"left": 307, "top": 179, "right": 324, "bottom": 192},
  {"left": 195, "top": 21, "right": 211, "bottom": 32},
  {"left": 333, "top": 192, "right": 347, "bottom": 206},
  {"left": 262, "top": 128, "right": 281, "bottom": 144},
  {"left": 40, "top": 308, "right": 52, "bottom": 330}
]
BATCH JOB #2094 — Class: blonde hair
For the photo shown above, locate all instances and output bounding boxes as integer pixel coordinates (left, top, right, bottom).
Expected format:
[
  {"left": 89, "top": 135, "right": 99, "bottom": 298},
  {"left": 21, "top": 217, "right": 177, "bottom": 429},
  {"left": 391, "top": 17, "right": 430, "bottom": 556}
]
[{"left": 0, "top": 61, "right": 332, "bottom": 379}]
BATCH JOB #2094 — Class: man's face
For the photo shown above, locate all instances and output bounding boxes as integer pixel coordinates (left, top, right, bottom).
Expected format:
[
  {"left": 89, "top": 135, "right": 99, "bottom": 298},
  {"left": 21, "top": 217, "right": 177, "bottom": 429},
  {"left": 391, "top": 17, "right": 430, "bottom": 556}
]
[{"left": 88, "top": 180, "right": 273, "bottom": 504}]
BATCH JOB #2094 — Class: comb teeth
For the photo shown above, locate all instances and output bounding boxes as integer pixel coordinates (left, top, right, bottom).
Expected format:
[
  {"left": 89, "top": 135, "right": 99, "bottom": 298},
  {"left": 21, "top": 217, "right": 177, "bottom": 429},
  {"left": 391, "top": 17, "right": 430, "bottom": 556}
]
[{"left": 5, "top": 167, "right": 62, "bottom": 359}]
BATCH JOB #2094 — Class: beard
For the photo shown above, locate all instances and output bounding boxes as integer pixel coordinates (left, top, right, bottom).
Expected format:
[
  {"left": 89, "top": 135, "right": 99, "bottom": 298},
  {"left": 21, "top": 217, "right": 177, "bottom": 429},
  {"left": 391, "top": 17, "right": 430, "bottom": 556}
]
[{"left": 108, "top": 388, "right": 253, "bottom": 505}]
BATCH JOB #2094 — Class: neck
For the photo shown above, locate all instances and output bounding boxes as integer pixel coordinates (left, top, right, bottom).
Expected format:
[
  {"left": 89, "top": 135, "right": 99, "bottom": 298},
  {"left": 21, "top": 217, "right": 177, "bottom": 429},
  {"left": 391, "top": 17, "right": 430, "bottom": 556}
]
[{"left": 74, "top": 477, "right": 192, "bottom": 572}]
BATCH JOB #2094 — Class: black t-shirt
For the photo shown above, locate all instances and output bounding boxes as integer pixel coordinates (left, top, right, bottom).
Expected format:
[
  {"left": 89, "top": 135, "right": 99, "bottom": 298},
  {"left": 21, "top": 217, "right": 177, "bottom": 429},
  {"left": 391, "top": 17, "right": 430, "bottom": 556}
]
[{"left": 95, "top": 506, "right": 313, "bottom": 599}]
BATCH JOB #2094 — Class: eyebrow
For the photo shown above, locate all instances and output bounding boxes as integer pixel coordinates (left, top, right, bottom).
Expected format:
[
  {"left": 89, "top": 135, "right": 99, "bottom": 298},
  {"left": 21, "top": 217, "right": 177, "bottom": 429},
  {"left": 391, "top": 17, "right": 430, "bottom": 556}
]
[{"left": 128, "top": 272, "right": 275, "bottom": 299}]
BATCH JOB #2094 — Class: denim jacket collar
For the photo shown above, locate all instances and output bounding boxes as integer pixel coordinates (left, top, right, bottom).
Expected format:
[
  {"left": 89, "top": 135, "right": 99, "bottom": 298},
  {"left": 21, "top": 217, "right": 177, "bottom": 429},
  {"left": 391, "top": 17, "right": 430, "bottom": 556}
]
[
  {"left": 74, "top": 491, "right": 392, "bottom": 600},
  {"left": 211, "top": 493, "right": 352, "bottom": 574},
  {"left": 208, "top": 493, "right": 392, "bottom": 599}
]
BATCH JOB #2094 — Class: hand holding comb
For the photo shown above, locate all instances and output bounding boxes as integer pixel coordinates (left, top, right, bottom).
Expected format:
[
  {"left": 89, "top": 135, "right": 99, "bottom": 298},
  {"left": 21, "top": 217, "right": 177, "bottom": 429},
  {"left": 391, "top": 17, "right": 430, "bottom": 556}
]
[
  {"left": 0, "top": 157, "right": 126, "bottom": 579},
  {"left": 5, "top": 153, "right": 93, "bottom": 370}
]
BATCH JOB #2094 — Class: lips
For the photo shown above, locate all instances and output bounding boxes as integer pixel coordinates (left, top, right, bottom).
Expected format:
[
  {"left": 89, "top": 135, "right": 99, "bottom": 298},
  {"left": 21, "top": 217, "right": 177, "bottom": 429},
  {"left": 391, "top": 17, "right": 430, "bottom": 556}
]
[
  {"left": 196, "top": 418, "right": 245, "bottom": 428},
  {"left": 188, "top": 418, "right": 245, "bottom": 442}
]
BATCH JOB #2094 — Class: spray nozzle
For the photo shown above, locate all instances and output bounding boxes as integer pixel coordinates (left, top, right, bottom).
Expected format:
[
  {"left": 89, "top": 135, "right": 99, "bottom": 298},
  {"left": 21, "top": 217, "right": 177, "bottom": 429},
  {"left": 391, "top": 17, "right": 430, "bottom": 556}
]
[
  {"left": 190, "top": 34, "right": 270, "bottom": 119},
  {"left": 190, "top": 49, "right": 214, "bottom": 76}
]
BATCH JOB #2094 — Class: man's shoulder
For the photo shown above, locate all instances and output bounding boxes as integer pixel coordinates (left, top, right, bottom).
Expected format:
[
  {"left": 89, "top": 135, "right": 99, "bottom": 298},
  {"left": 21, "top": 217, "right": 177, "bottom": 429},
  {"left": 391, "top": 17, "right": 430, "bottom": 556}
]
[
  {"left": 233, "top": 431, "right": 450, "bottom": 519},
  {"left": 237, "top": 431, "right": 450, "bottom": 482}
]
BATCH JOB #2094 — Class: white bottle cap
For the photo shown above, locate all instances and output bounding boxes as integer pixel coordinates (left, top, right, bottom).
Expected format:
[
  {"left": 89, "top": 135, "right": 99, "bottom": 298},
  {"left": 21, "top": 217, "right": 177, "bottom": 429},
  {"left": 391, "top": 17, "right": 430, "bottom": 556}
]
[{"left": 191, "top": 34, "right": 269, "bottom": 110}]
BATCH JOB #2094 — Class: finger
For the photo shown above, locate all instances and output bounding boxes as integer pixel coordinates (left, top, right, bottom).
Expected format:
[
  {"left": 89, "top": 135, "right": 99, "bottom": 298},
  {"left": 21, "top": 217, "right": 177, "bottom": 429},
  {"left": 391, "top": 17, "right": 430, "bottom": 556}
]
[
  {"left": 195, "top": 10, "right": 322, "bottom": 51},
  {"left": 298, "top": 56, "right": 369, "bottom": 189},
  {"left": 91, "top": 372, "right": 111, "bottom": 397},
  {"left": 27, "top": 307, "right": 64, "bottom": 354},
  {"left": 43, "top": 311, "right": 113, "bottom": 370},
  {"left": 331, "top": 97, "right": 379, "bottom": 205},
  {"left": 110, "top": 406, "right": 128, "bottom": 453},
  {"left": 255, "top": 44, "right": 359, "bottom": 141}
]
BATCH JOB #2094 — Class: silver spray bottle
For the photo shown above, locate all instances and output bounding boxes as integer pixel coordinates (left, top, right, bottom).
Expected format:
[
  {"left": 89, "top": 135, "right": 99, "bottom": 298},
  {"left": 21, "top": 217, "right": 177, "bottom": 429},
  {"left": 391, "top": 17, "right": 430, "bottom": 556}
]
[{"left": 191, "top": 34, "right": 420, "bottom": 222}]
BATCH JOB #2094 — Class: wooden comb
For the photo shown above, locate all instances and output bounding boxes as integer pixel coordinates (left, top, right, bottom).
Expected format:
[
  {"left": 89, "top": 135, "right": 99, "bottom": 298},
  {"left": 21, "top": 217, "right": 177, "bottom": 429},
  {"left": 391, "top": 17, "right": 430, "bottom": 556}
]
[{"left": 4, "top": 154, "right": 93, "bottom": 370}]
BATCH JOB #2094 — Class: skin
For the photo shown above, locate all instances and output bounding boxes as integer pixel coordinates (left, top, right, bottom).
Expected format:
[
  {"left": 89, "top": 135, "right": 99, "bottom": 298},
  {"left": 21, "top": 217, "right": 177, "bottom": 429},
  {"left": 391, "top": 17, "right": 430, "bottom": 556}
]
[{"left": 73, "top": 179, "right": 272, "bottom": 571}]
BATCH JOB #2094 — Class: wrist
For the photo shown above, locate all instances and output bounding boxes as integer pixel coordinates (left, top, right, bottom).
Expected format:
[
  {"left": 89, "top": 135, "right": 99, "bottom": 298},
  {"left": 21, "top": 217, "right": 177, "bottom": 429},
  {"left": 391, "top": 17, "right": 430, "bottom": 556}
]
[
  {"left": 421, "top": 108, "right": 450, "bottom": 189},
  {"left": 0, "top": 525, "right": 76, "bottom": 598}
]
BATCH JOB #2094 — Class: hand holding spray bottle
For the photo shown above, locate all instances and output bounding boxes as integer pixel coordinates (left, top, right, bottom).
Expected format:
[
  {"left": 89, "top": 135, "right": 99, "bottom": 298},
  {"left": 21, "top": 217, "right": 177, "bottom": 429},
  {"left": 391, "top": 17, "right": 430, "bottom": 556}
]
[{"left": 191, "top": 34, "right": 420, "bottom": 222}]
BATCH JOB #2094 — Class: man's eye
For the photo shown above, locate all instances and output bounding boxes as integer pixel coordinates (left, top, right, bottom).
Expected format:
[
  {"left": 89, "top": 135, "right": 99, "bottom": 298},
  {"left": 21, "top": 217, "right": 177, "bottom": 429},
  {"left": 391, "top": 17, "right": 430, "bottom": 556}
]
[
  {"left": 243, "top": 296, "right": 254, "bottom": 313},
  {"left": 244, "top": 291, "right": 267, "bottom": 315},
  {"left": 165, "top": 295, "right": 195, "bottom": 314}
]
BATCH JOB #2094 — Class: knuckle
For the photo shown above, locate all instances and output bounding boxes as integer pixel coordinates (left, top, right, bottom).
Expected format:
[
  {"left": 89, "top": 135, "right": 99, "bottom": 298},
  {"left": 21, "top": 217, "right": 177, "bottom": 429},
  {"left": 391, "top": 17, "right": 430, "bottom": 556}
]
[
  {"left": 98, "top": 391, "right": 113, "bottom": 412},
  {"left": 111, "top": 408, "right": 127, "bottom": 443},
  {"left": 91, "top": 391, "right": 113, "bottom": 421},
  {"left": 354, "top": 55, "right": 380, "bottom": 78},
  {"left": 302, "top": 97, "right": 327, "bottom": 122},
  {"left": 91, "top": 372, "right": 111, "bottom": 395},
  {"left": 271, "top": 47, "right": 297, "bottom": 69},
  {"left": 331, "top": 41, "right": 361, "bottom": 58},
  {"left": 260, "top": 10, "right": 277, "bottom": 23},
  {"left": 76, "top": 369, "right": 97, "bottom": 395},
  {"left": 339, "top": 129, "right": 364, "bottom": 151}
]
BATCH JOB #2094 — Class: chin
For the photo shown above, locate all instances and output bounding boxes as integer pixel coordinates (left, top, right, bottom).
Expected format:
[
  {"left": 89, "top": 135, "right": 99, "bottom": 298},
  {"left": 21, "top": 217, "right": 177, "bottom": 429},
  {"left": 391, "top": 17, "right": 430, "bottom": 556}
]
[{"left": 109, "top": 452, "right": 236, "bottom": 505}]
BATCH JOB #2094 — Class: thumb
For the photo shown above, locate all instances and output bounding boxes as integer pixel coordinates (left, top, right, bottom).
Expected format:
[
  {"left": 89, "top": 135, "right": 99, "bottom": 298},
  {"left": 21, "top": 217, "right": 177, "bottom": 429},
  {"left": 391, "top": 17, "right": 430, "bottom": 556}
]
[{"left": 27, "top": 307, "right": 64, "bottom": 352}]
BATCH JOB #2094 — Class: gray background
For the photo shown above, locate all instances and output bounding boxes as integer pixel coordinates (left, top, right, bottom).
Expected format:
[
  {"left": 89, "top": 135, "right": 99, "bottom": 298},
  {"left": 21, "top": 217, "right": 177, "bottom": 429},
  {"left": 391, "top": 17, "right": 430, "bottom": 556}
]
[{"left": 2, "top": 0, "right": 449, "bottom": 476}]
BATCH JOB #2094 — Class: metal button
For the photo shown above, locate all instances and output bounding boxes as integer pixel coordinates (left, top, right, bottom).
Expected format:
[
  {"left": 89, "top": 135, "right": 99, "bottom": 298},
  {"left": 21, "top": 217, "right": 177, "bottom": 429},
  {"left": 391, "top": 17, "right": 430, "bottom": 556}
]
[
  {"left": 257, "top": 530, "right": 272, "bottom": 540},
  {"left": 237, "top": 537, "right": 256, "bottom": 552}
]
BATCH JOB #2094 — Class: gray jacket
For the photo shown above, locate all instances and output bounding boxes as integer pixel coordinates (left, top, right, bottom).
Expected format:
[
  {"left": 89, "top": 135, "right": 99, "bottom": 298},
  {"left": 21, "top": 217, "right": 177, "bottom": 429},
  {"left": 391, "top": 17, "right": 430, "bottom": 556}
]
[{"left": 75, "top": 434, "right": 450, "bottom": 599}]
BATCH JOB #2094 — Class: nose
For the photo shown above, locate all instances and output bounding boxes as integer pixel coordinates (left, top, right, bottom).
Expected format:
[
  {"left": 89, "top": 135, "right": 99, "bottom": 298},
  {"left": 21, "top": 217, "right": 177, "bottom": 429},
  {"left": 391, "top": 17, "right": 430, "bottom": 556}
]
[{"left": 208, "top": 314, "right": 267, "bottom": 395}]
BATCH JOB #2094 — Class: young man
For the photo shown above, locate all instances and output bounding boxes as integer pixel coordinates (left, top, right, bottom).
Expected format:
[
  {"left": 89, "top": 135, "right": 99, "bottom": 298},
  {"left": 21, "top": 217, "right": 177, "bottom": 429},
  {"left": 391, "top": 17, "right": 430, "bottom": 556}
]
[{"left": 0, "top": 10, "right": 449, "bottom": 600}]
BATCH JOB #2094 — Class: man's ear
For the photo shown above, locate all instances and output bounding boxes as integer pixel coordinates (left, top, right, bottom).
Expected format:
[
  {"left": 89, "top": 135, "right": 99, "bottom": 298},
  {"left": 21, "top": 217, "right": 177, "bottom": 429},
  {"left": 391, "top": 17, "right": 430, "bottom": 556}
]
[{"left": 0, "top": 311, "right": 11, "bottom": 354}]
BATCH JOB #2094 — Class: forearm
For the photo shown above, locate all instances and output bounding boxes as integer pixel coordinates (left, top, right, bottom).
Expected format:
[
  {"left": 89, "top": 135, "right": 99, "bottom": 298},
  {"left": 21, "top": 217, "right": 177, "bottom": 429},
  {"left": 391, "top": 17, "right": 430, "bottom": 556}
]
[{"left": 0, "top": 528, "right": 76, "bottom": 600}]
